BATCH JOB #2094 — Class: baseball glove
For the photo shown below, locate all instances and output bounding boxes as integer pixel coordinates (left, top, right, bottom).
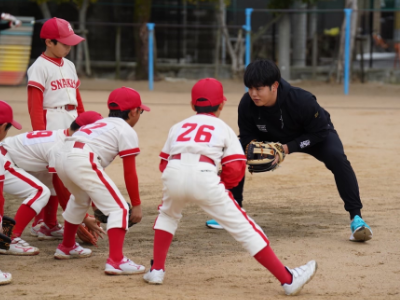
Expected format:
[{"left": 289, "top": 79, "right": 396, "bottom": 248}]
[
  {"left": 0, "top": 233, "right": 11, "bottom": 250},
  {"left": 77, "top": 220, "right": 101, "bottom": 247},
  {"left": 245, "top": 141, "right": 285, "bottom": 173},
  {"left": 94, "top": 203, "right": 136, "bottom": 228},
  {"left": 1, "top": 216, "right": 16, "bottom": 238}
]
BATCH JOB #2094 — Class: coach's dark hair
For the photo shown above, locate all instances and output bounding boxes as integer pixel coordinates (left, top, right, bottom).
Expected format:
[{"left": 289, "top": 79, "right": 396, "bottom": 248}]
[
  {"left": 0, "top": 123, "right": 12, "bottom": 131},
  {"left": 244, "top": 59, "right": 281, "bottom": 89},
  {"left": 108, "top": 103, "right": 131, "bottom": 120},
  {"left": 42, "top": 39, "right": 58, "bottom": 46},
  {"left": 193, "top": 98, "right": 220, "bottom": 113},
  {"left": 69, "top": 121, "right": 80, "bottom": 132}
]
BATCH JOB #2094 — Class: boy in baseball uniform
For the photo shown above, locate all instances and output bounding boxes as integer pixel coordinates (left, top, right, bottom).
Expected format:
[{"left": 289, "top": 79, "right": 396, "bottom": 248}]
[
  {"left": 143, "top": 78, "right": 318, "bottom": 296},
  {"left": 0, "top": 112, "right": 103, "bottom": 256},
  {"left": 0, "top": 101, "right": 22, "bottom": 284},
  {"left": 53, "top": 87, "right": 148, "bottom": 275},
  {"left": 1, "top": 112, "right": 104, "bottom": 244},
  {"left": 27, "top": 17, "right": 85, "bottom": 233}
]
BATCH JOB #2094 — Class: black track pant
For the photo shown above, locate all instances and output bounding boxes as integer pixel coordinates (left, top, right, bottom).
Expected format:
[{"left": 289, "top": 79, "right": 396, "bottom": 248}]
[{"left": 230, "top": 131, "right": 363, "bottom": 220}]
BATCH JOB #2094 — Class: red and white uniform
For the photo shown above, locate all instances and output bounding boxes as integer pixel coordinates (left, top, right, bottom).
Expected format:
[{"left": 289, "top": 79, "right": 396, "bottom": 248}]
[
  {"left": 0, "top": 155, "right": 5, "bottom": 227},
  {"left": 0, "top": 144, "right": 50, "bottom": 215},
  {"left": 27, "top": 54, "right": 84, "bottom": 131},
  {"left": 155, "top": 113, "right": 269, "bottom": 256},
  {"left": 3, "top": 129, "right": 69, "bottom": 173},
  {"left": 54, "top": 118, "right": 140, "bottom": 230}
]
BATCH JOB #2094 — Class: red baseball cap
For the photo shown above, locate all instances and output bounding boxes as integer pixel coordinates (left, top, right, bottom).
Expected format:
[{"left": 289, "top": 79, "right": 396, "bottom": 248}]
[
  {"left": 191, "top": 78, "right": 227, "bottom": 107},
  {"left": 107, "top": 87, "right": 150, "bottom": 112},
  {"left": 0, "top": 101, "right": 22, "bottom": 130},
  {"left": 40, "top": 17, "right": 84, "bottom": 46},
  {"left": 75, "top": 111, "right": 103, "bottom": 127}
]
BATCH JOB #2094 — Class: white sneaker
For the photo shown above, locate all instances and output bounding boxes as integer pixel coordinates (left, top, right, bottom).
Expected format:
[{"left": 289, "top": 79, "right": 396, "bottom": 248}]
[
  {"left": 30, "top": 221, "right": 43, "bottom": 237},
  {"left": 0, "top": 270, "right": 12, "bottom": 285},
  {"left": 143, "top": 269, "right": 165, "bottom": 285},
  {"left": 282, "top": 260, "right": 318, "bottom": 296},
  {"left": 104, "top": 257, "right": 145, "bottom": 275},
  {"left": 37, "top": 224, "right": 64, "bottom": 240},
  {"left": 54, "top": 243, "right": 92, "bottom": 260},
  {"left": 0, "top": 238, "right": 39, "bottom": 256}
]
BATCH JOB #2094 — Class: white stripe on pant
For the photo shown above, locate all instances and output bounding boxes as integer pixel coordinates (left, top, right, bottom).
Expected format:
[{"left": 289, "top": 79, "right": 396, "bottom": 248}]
[{"left": 153, "top": 153, "right": 268, "bottom": 257}]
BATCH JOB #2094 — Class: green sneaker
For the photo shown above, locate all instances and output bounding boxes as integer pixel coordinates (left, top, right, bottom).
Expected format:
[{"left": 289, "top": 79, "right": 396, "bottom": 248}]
[{"left": 350, "top": 216, "right": 372, "bottom": 242}]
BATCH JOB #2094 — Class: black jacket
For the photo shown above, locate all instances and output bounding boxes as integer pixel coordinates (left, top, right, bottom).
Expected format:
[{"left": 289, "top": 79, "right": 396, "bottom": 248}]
[
  {"left": 238, "top": 79, "right": 334, "bottom": 153},
  {"left": 0, "top": 22, "right": 11, "bottom": 31}
]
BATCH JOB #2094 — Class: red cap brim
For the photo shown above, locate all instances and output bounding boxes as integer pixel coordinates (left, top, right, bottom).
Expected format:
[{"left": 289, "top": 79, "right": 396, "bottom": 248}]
[
  {"left": 57, "top": 34, "right": 85, "bottom": 46},
  {"left": 11, "top": 120, "right": 22, "bottom": 130},
  {"left": 140, "top": 104, "right": 150, "bottom": 112}
]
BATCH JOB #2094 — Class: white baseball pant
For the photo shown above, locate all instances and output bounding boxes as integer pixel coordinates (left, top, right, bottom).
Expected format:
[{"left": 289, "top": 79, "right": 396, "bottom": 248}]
[
  {"left": 154, "top": 153, "right": 269, "bottom": 257},
  {"left": 29, "top": 171, "right": 56, "bottom": 196},
  {"left": 55, "top": 142, "right": 129, "bottom": 230},
  {"left": 3, "top": 158, "right": 51, "bottom": 214},
  {"left": 45, "top": 108, "right": 77, "bottom": 130}
]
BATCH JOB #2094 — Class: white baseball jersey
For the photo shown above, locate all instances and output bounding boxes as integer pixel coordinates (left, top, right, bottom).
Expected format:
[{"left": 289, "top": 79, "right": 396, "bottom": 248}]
[
  {"left": 0, "top": 154, "right": 5, "bottom": 183},
  {"left": 2, "top": 129, "right": 69, "bottom": 173},
  {"left": 27, "top": 54, "right": 80, "bottom": 108},
  {"left": 67, "top": 117, "right": 140, "bottom": 168},
  {"left": 160, "top": 113, "right": 246, "bottom": 165}
]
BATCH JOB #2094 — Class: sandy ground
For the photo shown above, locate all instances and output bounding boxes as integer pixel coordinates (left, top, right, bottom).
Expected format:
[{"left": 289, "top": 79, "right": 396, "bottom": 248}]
[{"left": 0, "top": 79, "right": 399, "bottom": 300}]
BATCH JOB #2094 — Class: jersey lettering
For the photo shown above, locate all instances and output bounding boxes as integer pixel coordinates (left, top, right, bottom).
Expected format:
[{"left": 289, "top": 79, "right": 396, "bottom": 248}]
[
  {"left": 176, "top": 123, "right": 215, "bottom": 143},
  {"left": 74, "top": 122, "right": 114, "bottom": 140},
  {"left": 79, "top": 122, "right": 107, "bottom": 135},
  {"left": 23, "top": 131, "right": 56, "bottom": 146},
  {"left": 50, "top": 79, "right": 77, "bottom": 90}
]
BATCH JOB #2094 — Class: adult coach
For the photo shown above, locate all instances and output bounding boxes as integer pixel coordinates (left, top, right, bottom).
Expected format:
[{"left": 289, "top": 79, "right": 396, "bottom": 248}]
[{"left": 207, "top": 59, "right": 372, "bottom": 242}]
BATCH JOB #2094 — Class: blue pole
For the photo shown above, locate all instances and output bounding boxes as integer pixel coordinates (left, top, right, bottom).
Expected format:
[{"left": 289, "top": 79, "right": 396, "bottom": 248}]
[
  {"left": 147, "top": 23, "right": 155, "bottom": 91},
  {"left": 243, "top": 8, "right": 253, "bottom": 92},
  {"left": 344, "top": 9, "right": 352, "bottom": 95}
]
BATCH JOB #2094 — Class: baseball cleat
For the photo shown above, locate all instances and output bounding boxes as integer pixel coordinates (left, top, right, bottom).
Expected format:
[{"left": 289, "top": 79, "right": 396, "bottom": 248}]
[
  {"left": 38, "top": 223, "right": 64, "bottom": 241},
  {"left": 143, "top": 269, "right": 165, "bottom": 285},
  {"left": 205, "top": 219, "right": 223, "bottom": 230},
  {"left": 104, "top": 257, "right": 145, "bottom": 275},
  {"left": 350, "top": 216, "right": 372, "bottom": 242},
  {"left": 0, "top": 270, "right": 12, "bottom": 285},
  {"left": 30, "top": 221, "right": 44, "bottom": 237},
  {"left": 0, "top": 238, "right": 39, "bottom": 256},
  {"left": 282, "top": 260, "right": 318, "bottom": 296},
  {"left": 54, "top": 242, "right": 92, "bottom": 259}
]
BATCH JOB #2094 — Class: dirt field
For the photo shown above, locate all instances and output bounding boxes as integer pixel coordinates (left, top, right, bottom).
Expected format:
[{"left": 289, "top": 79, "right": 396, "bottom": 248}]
[{"left": 1, "top": 79, "right": 399, "bottom": 300}]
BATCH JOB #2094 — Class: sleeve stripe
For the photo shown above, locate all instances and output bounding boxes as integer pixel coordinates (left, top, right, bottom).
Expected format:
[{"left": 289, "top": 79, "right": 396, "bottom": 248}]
[
  {"left": 28, "top": 81, "right": 45, "bottom": 92},
  {"left": 47, "top": 167, "right": 56, "bottom": 173},
  {"left": 159, "top": 151, "right": 169, "bottom": 160},
  {"left": 119, "top": 148, "right": 140, "bottom": 157},
  {"left": 76, "top": 79, "right": 81, "bottom": 89},
  {"left": 221, "top": 154, "right": 247, "bottom": 165},
  {"left": 0, "top": 175, "right": 4, "bottom": 181}
]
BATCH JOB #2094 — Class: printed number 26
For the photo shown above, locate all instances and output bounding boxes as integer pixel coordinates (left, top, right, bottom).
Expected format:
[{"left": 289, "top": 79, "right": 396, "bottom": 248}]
[{"left": 176, "top": 123, "right": 215, "bottom": 143}]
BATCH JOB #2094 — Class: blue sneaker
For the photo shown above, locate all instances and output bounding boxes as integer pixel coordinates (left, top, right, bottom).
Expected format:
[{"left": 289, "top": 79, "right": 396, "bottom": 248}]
[
  {"left": 205, "top": 219, "right": 223, "bottom": 230},
  {"left": 350, "top": 216, "right": 372, "bottom": 242}
]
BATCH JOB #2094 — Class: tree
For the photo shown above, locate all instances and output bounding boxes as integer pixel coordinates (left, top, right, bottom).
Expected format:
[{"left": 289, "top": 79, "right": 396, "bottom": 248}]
[
  {"left": 31, "top": 0, "right": 52, "bottom": 19},
  {"left": 133, "top": 0, "right": 153, "bottom": 80}
]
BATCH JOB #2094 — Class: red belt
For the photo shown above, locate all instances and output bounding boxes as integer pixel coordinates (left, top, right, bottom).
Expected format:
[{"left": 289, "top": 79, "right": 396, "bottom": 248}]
[
  {"left": 49, "top": 105, "right": 77, "bottom": 111},
  {"left": 73, "top": 142, "right": 86, "bottom": 149},
  {"left": 170, "top": 154, "right": 215, "bottom": 166},
  {"left": 0, "top": 145, "right": 7, "bottom": 155}
]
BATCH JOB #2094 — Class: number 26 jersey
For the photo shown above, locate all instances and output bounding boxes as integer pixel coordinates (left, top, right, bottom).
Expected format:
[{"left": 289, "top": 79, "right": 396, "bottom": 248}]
[{"left": 160, "top": 113, "right": 246, "bottom": 166}]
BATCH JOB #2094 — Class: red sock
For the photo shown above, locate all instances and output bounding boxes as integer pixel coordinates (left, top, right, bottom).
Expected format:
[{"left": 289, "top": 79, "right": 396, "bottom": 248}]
[
  {"left": 62, "top": 221, "right": 79, "bottom": 248},
  {"left": 108, "top": 228, "right": 126, "bottom": 262},
  {"left": 13, "top": 204, "right": 37, "bottom": 238},
  {"left": 33, "top": 209, "right": 44, "bottom": 226},
  {"left": 44, "top": 195, "right": 59, "bottom": 228},
  {"left": 151, "top": 229, "right": 173, "bottom": 271},
  {"left": 254, "top": 246, "right": 293, "bottom": 285}
]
